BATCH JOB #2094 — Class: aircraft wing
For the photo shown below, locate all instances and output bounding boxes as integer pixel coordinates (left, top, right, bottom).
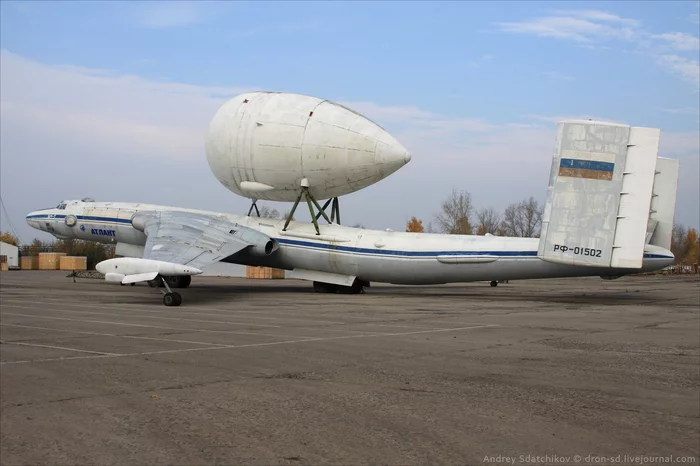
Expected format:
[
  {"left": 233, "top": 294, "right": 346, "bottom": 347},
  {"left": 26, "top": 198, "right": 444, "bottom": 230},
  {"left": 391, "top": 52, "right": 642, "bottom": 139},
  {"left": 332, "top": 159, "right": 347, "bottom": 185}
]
[{"left": 133, "top": 210, "right": 276, "bottom": 270}]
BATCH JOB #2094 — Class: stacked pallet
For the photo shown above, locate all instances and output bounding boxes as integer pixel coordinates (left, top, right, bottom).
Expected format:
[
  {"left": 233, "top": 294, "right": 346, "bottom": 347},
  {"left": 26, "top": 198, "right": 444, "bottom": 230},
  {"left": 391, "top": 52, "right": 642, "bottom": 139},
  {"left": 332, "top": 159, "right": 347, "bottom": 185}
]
[
  {"left": 246, "top": 266, "right": 285, "bottom": 279},
  {"left": 60, "top": 256, "right": 88, "bottom": 271},
  {"left": 20, "top": 256, "right": 39, "bottom": 270},
  {"left": 0, "top": 255, "right": 7, "bottom": 272},
  {"left": 38, "top": 252, "right": 67, "bottom": 270}
]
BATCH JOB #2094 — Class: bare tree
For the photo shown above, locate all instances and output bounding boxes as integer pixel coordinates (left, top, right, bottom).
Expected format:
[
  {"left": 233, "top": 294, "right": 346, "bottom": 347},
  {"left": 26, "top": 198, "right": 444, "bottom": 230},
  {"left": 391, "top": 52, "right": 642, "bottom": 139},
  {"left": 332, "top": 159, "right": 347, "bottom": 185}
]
[
  {"left": 257, "top": 204, "right": 280, "bottom": 219},
  {"left": 434, "top": 188, "right": 474, "bottom": 235},
  {"left": 475, "top": 207, "right": 501, "bottom": 235},
  {"left": 672, "top": 223, "right": 689, "bottom": 264},
  {"left": 501, "top": 197, "right": 543, "bottom": 237}
]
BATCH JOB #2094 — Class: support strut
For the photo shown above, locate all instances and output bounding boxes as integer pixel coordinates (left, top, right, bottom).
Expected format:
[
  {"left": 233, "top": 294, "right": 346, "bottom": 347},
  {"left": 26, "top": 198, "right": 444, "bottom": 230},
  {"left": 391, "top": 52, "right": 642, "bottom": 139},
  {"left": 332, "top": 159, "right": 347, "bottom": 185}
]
[
  {"left": 247, "top": 199, "right": 261, "bottom": 217},
  {"left": 282, "top": 189, "right": 340, "bottom": 235},
  {"left": 158, "top": 276, "right": 182, "bottom": 306},
  {"left": 315, "top": 197, "right": 341, "bottom": 226}
]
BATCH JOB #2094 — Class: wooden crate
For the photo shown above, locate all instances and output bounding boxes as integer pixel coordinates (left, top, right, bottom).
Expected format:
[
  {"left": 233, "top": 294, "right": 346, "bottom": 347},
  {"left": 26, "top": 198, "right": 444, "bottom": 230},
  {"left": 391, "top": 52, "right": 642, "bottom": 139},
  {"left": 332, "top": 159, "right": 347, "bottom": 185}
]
[
  {"left": 38, "top": 252, "right": 67, "bottom": 270},
  {"left": 0, "top": 255, "right": 6, "bottom": 264},
  {"left": 21, "top": 256, "right": 39, "bottom": 270},
  {"left": 0, "top": 263, "right": 8, "bottom": 271},
  {"left": 60, "top": 256, "right": 87, "bottom": 271},
  {"left": 246, "top": 266, "right": 285, "bottom": 279}
]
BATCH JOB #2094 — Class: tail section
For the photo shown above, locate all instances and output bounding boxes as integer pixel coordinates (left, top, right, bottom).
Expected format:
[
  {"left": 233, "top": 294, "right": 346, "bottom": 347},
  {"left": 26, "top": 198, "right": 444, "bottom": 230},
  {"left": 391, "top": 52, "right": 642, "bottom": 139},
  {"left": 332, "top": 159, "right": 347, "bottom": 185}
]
[
  {"left": 538, "top": 120, "right": 677, "bottom": 269},
  {"left": 647, "top": 157, "right": 680, "bottom": 250}
]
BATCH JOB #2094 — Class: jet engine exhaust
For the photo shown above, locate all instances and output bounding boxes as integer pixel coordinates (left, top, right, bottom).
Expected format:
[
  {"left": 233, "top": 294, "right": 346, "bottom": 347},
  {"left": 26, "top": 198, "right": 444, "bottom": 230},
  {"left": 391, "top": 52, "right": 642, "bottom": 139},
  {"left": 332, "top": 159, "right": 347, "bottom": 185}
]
[{"left": 247, "top": 239, "right": 279, "bottom": 257}]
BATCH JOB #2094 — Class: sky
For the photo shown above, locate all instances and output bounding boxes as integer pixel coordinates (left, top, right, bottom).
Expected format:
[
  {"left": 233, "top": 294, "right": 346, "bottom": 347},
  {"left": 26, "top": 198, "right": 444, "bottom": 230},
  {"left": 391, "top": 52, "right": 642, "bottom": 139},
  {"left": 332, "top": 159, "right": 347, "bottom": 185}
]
[{"left": 1, "top": 0, "right": 699, "bottom": 244}]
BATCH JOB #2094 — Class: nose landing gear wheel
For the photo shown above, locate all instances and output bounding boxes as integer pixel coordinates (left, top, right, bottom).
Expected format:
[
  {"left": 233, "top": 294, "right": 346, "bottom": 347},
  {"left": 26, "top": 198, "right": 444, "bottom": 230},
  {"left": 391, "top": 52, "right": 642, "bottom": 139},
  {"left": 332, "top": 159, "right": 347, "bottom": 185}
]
[{"left": 163, "top": 292, "right": 182, "bottom": 307}]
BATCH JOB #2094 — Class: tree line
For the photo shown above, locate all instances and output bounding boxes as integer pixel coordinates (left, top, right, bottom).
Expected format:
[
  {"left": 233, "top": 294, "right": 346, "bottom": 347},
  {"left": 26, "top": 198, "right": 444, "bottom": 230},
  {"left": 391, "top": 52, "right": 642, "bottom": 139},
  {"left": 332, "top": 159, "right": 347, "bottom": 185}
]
[
  {"left": 403, "top": 187, "right": 700, "bottom": 266},
  {"left": 406, "top": 188, "right": 544, "bottom": 237}
]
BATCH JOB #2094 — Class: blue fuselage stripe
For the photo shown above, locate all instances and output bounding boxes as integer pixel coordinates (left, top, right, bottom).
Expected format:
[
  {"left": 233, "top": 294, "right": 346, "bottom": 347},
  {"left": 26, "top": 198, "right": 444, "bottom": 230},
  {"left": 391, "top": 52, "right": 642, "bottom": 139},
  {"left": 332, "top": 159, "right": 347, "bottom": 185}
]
[{"left": 27, "top": 214, "right": 673, "bottom": 260}]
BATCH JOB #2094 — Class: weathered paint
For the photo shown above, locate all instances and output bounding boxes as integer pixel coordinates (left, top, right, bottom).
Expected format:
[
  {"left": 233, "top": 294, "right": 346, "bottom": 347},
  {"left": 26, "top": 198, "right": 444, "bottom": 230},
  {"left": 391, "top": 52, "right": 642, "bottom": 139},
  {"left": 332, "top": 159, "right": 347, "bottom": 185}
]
[
  {"left": 538, "top": 120, "right": 663, "bottom": 270},
  {"left": 26, "top": 199, "right": 674, "bottom": 286},
  {"left": 205, "top": 91, "right": 411, "bottom": 202}
]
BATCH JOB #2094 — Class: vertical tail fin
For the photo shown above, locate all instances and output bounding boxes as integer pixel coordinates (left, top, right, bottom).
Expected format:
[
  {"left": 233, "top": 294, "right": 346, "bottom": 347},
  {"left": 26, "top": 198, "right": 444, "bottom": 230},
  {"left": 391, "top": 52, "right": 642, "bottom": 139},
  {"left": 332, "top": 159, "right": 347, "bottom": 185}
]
[{"left": 538, "top": 120, "right": 670, "bottom": 269}]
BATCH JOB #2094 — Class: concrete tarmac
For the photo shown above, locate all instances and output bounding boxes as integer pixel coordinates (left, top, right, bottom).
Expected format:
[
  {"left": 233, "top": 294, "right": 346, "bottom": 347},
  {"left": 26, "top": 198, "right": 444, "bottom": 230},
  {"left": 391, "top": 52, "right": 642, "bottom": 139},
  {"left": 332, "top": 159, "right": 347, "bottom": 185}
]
[{"left": 1, "top": 271, "right": 698, "bottom": 465}]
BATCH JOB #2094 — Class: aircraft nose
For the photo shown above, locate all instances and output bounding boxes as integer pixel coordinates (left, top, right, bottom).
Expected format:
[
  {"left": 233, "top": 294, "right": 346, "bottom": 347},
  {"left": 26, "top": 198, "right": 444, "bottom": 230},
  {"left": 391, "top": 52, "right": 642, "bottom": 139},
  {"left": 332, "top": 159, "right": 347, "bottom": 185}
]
[{"left": 26, "top": 211, "right": 41, "bottom": 229}]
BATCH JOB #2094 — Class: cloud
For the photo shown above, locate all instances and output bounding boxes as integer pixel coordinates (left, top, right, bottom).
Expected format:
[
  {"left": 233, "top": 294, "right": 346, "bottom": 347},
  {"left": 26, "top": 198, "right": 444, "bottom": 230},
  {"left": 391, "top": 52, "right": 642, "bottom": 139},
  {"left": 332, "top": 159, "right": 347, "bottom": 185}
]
[
  {"left": 655, "top": 54, "right": 700, "bottom": 88},
  {"left": 128, "top": 1, "right": 219, "bottom": 29},
  {"left": 653, "top": 32, "right": 700, "bottom": 51},
  {"left": 493, "top": 10, "right": 700, "bottom": 90},
  {"left": 336, "top": 101, "right": 496, "bottom": 132},
  {"left": 523, "top": 114, "right": 628, "bottom": 125},
  {"left": 0, "top": 49, "right": 255, "bottom": 161},
  {"left": 658, "top": 107, "right": 700, "bottom": 115},
  {"left": 661, "top": 131, "right": 700, "bottom": 158},
  {"left": 1, "top": 50, "right": 697, "bottom": 242},
  {"left": 551, "top": 9, "right": 642, "bottom": 27},
  {"left": 493, "top": 10, "right": 640, "bottom": 43}
]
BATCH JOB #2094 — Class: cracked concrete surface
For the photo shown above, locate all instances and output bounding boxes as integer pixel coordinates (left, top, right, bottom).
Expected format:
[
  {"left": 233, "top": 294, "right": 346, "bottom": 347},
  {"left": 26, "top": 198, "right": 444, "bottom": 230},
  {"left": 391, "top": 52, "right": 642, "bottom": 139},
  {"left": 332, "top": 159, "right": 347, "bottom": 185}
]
[{"left": 0, "top": 271, "right": 698, "bottom": 465}]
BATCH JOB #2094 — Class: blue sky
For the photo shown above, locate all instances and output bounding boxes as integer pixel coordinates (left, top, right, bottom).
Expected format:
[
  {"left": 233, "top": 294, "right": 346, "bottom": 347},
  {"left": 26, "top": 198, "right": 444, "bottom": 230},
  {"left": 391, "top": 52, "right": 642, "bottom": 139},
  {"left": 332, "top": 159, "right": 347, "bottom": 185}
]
[{"left": 1, "top": 0, "right": 698, "bottom": 242}]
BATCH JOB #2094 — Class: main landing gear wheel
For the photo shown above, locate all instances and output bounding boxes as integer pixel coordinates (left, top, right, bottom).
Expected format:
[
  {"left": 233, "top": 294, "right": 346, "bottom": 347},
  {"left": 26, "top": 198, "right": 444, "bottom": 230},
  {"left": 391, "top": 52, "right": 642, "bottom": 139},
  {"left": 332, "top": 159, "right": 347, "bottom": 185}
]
[
  {"left": 490, "top": 281, "right": 498, "bottom": 287},
  {"left": 163, "top": 292, "right": 182, "bottom": 307},
  {"left": 156, "top": 276, "right": 183, "bottom": 306}
]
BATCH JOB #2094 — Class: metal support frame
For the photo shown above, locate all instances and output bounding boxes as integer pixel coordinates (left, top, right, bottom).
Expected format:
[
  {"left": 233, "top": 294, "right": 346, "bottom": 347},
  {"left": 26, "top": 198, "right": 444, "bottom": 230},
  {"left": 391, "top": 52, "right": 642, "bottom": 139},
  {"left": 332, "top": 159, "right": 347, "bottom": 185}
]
[
  {"left": 247, "top": 200, "right": 261, "bottom": 217},
  {"left": 283, "top": 189, "right": 341, "bottom": 235},
  {"left": 315, "top": 197, "right": 341, "bottom": 225}
]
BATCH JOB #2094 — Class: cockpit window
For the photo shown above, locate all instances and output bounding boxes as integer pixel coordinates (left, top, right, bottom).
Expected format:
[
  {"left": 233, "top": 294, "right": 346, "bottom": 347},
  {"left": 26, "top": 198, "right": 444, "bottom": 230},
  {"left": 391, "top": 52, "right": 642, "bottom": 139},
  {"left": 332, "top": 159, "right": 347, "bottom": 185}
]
[{"left": 56, "top": 202, "right": 67, "bottom": 210}]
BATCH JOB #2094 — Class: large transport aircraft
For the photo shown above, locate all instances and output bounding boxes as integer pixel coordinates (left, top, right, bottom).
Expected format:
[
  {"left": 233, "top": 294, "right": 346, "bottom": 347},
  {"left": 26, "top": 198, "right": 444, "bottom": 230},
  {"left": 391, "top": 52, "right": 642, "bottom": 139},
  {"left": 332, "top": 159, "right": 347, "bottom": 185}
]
[{"left": 25, "top": 99, "right": 679, "bottom": 307}]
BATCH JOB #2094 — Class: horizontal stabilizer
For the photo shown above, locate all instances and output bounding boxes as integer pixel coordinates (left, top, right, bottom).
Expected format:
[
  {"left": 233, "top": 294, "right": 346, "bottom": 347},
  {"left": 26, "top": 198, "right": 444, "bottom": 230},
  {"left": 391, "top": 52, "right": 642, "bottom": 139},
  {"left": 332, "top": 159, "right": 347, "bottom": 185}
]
[{"left": 538, "top": 120, "right": 661, "bottom": 269}]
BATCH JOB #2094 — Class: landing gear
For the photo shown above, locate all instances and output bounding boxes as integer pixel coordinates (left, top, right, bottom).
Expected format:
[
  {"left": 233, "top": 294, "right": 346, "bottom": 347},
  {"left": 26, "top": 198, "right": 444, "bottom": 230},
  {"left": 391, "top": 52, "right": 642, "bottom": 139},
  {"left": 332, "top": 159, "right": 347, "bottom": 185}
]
[
  {"left": 163, "top": 292, "right": 182, "bottom": 307},
  {"left": 147, "top": 275, "right": 191, "bottom": 288},
  {"left": 490, "top": 281, "right": 498, "bottom": 287},
  {"left": 157, "top": 275, "right": 182, "bottom": 307},
  {"left": 282, "top": 179, "right": 342, "bottom": 235},
  {"left": 313, "top": 279, "right": 367, "bottom": 294}
]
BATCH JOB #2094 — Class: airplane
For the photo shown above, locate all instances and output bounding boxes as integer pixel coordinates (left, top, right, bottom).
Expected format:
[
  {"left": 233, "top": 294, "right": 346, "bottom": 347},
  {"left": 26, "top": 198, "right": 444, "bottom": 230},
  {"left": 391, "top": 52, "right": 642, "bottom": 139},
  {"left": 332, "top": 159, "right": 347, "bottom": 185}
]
[{"left": 24, "top": 120, "right": 680, "bottom": 306}]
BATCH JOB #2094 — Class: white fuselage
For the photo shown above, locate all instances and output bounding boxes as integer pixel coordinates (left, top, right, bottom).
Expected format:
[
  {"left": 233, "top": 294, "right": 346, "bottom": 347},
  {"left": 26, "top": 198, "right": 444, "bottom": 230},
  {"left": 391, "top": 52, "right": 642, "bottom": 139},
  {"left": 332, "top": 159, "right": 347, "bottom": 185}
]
[{"left": 26, "top": 201, "right": 675, "bottom": 284}]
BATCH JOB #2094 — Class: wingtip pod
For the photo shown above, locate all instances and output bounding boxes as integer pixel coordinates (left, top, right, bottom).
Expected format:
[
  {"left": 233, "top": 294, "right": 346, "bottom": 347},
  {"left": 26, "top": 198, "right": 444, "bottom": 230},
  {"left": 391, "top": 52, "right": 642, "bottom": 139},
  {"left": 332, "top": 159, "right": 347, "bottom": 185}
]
[{"left": 96, "top": 258, "right": 202, "bottom": 283}]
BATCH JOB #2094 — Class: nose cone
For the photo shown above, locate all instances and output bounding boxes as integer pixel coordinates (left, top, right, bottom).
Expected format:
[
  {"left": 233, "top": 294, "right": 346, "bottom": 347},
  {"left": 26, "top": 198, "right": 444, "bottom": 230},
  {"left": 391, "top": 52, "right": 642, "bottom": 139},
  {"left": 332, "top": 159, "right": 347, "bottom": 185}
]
[
  {"left": 376, "top": 136, "right": 412, "bottom": 172},
  {"left": 26, "top": 211, "right": 41, "bottom": 230},
  {"left": 95, "top": 260, "right": 109, "bottom": 275}
]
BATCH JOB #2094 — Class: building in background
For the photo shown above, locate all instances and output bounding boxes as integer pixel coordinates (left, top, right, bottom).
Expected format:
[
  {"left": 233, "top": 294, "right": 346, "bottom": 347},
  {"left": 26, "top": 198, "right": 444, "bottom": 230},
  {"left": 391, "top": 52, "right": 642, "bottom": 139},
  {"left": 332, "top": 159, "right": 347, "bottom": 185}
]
[{"left": 0, "top": 241, "right": 19, "bottom": 269}]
